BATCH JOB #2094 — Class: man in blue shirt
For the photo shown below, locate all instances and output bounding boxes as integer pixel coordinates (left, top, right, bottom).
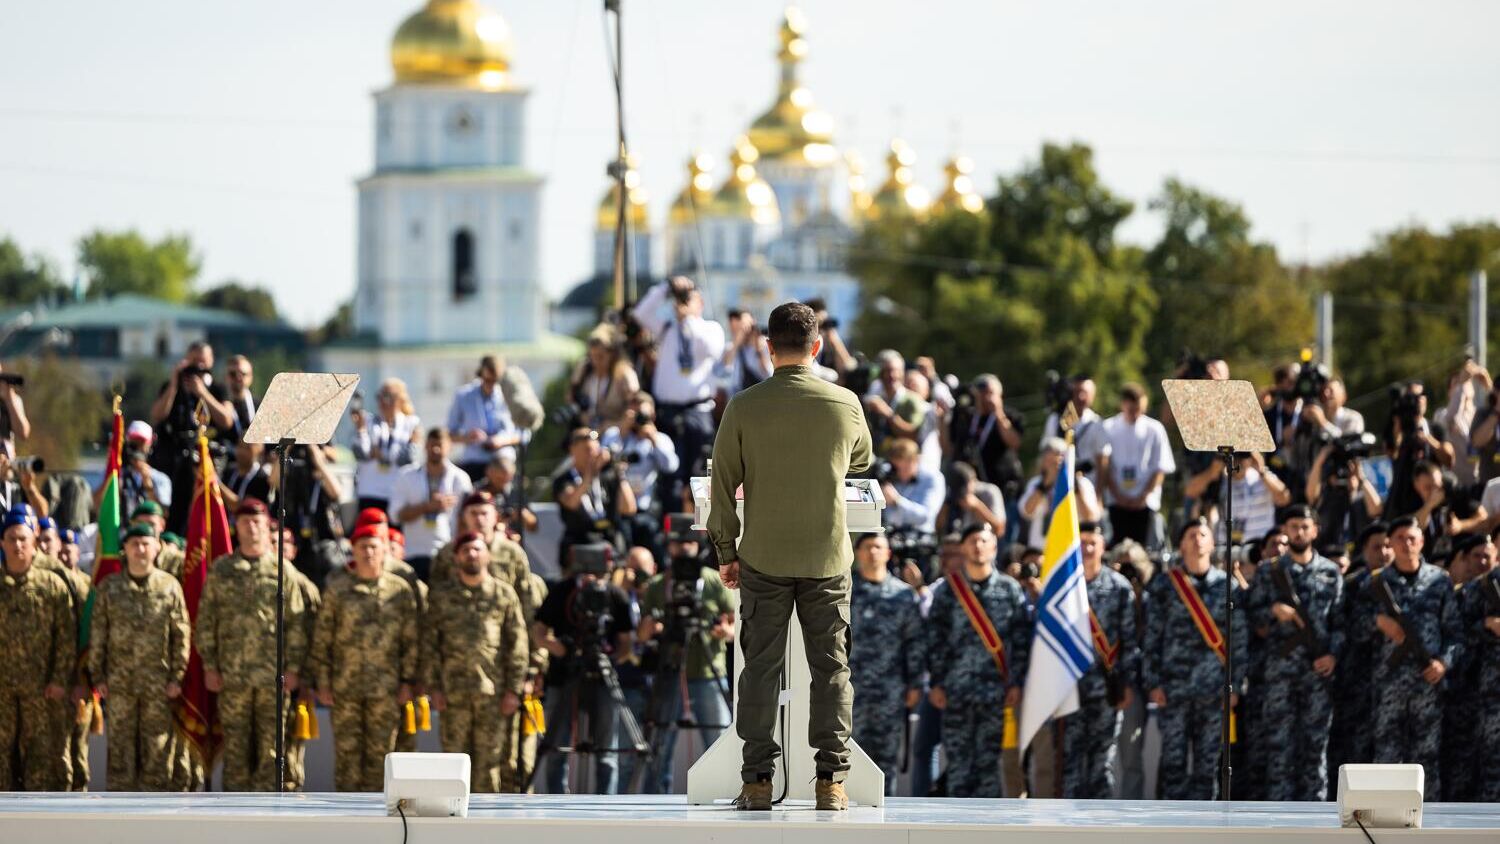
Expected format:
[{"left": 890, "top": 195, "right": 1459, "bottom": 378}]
[
  {"left": 881, "top": 438, "right": 946, "bottom": 535},
  {"left": 446, "top": 356, "right": 522, "bottom": 481}
]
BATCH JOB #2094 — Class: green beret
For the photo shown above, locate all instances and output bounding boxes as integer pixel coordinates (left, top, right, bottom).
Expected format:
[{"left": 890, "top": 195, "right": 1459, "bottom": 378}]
[
  {"left": 124, "top": 523, "right": 159, "bottom": 541},
  {"left": 131, "top": 501, "right": 164, "bottom": 520},
  {"left": 161, "top": 531, "right": 186, "bottom": 549}
]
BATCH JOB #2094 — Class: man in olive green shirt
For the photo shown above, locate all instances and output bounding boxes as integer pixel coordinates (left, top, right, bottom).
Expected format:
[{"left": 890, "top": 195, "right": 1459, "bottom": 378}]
[{"left": 708, "top": 302, "right": 873, "bottom": 811}]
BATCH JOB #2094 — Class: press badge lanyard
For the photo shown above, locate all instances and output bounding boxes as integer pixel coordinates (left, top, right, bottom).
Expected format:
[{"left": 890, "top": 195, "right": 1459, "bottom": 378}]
[{"left": 970, "top": 412, "right": 997, "bottom": 450}]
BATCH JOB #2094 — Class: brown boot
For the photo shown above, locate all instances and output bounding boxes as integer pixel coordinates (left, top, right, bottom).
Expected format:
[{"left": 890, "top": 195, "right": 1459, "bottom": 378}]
[
  {"left": 815, "top": 778, "right": 848, "bottom": 811},
  {"left": 733, "top": 779, "right": 773, "bottom": 811}
]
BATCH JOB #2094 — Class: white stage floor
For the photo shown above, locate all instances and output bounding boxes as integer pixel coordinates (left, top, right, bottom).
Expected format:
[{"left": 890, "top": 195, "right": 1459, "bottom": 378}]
[{"left": 2, "top": 794, "right": 1498, "bottom": 843}]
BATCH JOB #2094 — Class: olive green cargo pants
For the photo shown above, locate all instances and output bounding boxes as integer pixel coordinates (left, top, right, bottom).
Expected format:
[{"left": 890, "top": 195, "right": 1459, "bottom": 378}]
[{"left": 735, "top": 562, "right": 852, "bottom": 783}]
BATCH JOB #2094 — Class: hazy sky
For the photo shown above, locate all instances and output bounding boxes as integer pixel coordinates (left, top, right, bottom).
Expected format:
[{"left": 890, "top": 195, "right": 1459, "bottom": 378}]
[{"left": 2, "top": 0, "right": 1497, "bottom": 327}]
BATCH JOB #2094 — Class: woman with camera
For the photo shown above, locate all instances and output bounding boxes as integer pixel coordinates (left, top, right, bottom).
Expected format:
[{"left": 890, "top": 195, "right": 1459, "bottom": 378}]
[
  {"left": 351, "top": 378, "right": 422, "bottom": 516},
  {"left": 1018, "top": 437, "right": 1101, "bottom": 551},
  {"left": 569, "top": 324, "right": 639, "bottom": 433}
]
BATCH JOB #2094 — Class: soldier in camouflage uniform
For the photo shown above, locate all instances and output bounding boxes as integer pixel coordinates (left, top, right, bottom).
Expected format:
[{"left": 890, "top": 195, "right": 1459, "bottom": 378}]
[
  {"left": 1246, "top": 506, "right": 1343, "bottom": 801},
  {"left": 847, "top": 533, "right": 922, "bottom": 795},
  {"left": 1143, "top": 519, "right": 1248, "bottom": 801},
  {"left": 430, "top": 492, "right": 534, "bottom": 617},
  {"left": 1328, "top": 522, "right": 1391, "bottom": 773},
  {"left": 1344, "top": 515, "right": 1464, "bottom": 798},
  {"left": 516, "top": 571, "right": 549, "bottom": 792},
  {"left": 925, "top": 523, "right": 1032, "bottom": 798},
  {"left": 0, "top": 512, "right": 75, "bottom": 791},
  {"left": 131, "top": 502, "right": 185, "bottom": 579},
  {"left": 32, "top": 517, "right": 95, "bottom": 791},
  {"left": 425, "top": 531, "right": 529, "bottom": 792},
  {"left": 196, "top": 498, "right": 309, "bottom": 791},
  {"left": 313, "top": 523, "right": 419, "bottom": 791},
  {"left": 88, "top": 523, "right": 191, "bottom": 791},
  {"left": 335, "top": 508, "right": 428, "bottom": 756},
  {"left": 1461, "top": 539, "right": 1500, "bottom": 801},
  {"left": 1438, "top": 533, "right": 1490, "bottom": 801},
  {"left": 275, "top": 524, "right": 322, "bottom": 792},
  {"left": 1055, "top": 522, "right": 1140, "bottom": 799}
]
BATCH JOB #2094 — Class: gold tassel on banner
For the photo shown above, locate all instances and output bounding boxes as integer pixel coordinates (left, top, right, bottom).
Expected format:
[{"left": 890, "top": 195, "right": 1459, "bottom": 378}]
[
  {"left": 1230, "top": 709, "right": 1238, "bottom": 745},
  {"left": 403, "top": 701, "right": 417, "bottom": 735},
  {"left": 90, "top": 692, "right": 104, "bottom": 735},
  {"left": 522, "top": 696, "right": 545, "bottom": 737},
  {"left": 307, "top": 701, "right": 320, "bottom": 740},
  {"left": 294, "top": 703, "right": 312, "bottom": 741},
  {"left": 417, "top": 696, "right": 431, "bottom": 732}
]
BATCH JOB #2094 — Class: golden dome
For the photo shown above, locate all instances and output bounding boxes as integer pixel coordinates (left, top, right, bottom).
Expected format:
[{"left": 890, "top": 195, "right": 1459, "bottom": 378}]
[
  {"left": 707, "top": 137, "right": 781, "bottom": 225},
  {"left": 867, "top": 139, "right": 930, "bottom": 222},
  {"left": 931, "top": 155, "right": 986, "bottom": 215},
  {"left": 597, "top": 155, "right": 651, "bottom": 231},
  {"left": 845, "top": 150, "right": 873, "bottom": 219},
  {"left": 747, "top": 7, "right": 836, "bottom": 166},
  {"left": 669, "top": 152, "right": 716, "bottom": 226},
  {"left": 391, "top": 0, "right": 513, "bottom": 89}
]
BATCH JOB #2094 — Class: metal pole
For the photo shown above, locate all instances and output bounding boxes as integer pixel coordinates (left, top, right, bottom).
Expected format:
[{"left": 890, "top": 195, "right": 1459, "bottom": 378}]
[
  {"left": 606, "top": 0, "right": 630, "bottom": 311},
  {"left": 1471, "top": 270, "right": 1488, "bottom": 369},
  {"left": 1218, "top": 445, "right": 1235, "bottom": 802},
  {"left": 275, "top": 437, "right": 292, "bottom": 792},
  {"left": 1316, "top": 292, "right": 1334, "bottom": 370}
]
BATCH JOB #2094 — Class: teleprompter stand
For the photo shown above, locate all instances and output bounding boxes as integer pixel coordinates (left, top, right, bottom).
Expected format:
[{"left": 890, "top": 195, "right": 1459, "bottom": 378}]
[
  {"left": 1161, "top": 378, "right": 1274, "bottom": 802},
  {"left": 242, "top": 372, "right": 359, "bottom": 792}
]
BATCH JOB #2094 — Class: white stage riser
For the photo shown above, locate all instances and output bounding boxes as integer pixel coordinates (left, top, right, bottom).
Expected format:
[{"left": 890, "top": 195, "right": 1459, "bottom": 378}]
[{"left": 3, "top": 797, "right": 1498, "bottom": 844}]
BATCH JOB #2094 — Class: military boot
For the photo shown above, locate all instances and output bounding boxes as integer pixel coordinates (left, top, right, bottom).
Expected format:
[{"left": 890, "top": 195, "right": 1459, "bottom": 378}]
[
  {"left": 733, "top": 778, "right": 773, "bottom": 811},
  {"left": 815, "top": 777, "right": 848, "bottom": 811}
]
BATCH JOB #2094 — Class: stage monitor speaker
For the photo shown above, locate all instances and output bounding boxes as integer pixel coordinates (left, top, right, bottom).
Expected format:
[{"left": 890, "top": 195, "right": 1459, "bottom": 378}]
[
  {"left": 1338, "top": 763, "right": 1424, "bottom": 830},
  {"left": 384, "top": 752, "right": 471, "bottom": 819}
]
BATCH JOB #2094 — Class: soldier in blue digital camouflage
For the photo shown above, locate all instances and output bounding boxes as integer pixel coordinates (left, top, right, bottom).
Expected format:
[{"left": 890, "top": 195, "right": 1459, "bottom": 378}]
[
  {"left": 1461, "top": 532, "right": 1500, "bottom": 801},
  {"left": 848, "top": 533, "right": 923, "bottom": 795},
  {"left": 1053, "top": 521, "right": 1139, "bottom": 799},
  {"left": 1246, "top": 505, "right": 1343, "bottom": 801},
  {"left": 1143, "top": 518, "right": 1248, "bottom": 801},
  {"left": 1328, "top": 522, "right": 1391, "bottom": 772},
  {"left": 925, "top": 523, "right": 1031, "bottom": 798},
  {"left": 1344, "top": 515, "right": 1464, "bottom": 798},
  {"left": 1438, "top": 532, "right": 1491, "bottom": 801}
]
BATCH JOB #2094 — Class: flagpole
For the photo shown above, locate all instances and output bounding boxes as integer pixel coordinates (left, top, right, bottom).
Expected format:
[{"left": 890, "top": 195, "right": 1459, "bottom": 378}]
[{"left": 275, "top": 437, "right": 291, "bottom": 792}]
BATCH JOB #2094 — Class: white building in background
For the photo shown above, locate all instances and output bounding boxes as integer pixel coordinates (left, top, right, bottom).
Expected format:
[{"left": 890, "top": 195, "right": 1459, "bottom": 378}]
[
  {"left": 557, "top": 7, "right": 988, "bottom": 331},
  {"left": 321, "top": 0, "right": 581, "bottom": 426}
]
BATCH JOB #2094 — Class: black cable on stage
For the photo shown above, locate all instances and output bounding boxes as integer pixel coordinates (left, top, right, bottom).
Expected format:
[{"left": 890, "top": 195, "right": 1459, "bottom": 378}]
[
  {"left": 1354, "top": 814, "right": 1376, "bottom": 844},
  {"left": 396, "top": 800, "right": 408, "bottom": 844}
]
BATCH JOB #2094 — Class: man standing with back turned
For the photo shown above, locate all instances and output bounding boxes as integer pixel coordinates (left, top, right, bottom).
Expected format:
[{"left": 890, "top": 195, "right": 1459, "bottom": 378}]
[{"left": 708, "top": 302, "right": 873, "bottom": 812}]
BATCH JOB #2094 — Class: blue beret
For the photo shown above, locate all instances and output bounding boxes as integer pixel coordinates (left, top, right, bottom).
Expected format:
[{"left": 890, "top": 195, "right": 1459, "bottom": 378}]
[
  {"left": 37, "top": 516, "right": 56, "bottom": 532},
  {"left": 2, "top": 510, "right": 35, "bottom": 534},
  {"left": 59, "top": 528, "right": 77, "bottom": 545}
]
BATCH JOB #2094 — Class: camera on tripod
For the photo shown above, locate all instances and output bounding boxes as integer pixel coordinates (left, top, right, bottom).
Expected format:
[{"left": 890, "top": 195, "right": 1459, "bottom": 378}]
[
  {"left": 653, "top": 513, "right": 711, "bottom": 647},
  {"left": 1390, "top": 384, "right": 1424, "bottom": 435},
  {"left": 1044, "top": 370, "right": 1073, "bottom": 415},
  {"left": 1291, "top": 360, "right": 1331, "bottom": 401}
]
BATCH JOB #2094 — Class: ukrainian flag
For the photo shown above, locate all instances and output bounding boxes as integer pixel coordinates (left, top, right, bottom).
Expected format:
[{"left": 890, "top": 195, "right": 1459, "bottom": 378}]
[{"left": 1018, "top": 442, "right": 1095, "bottom": 753}]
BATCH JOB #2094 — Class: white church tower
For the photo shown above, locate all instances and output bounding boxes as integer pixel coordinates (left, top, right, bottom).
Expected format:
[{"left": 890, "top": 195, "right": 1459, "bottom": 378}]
[{"left": 323, "top": 0, "right": 579, "bottom": 426}]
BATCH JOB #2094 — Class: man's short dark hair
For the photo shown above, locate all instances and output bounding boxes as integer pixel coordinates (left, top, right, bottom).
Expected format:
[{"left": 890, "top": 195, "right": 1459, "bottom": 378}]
[
  {"left": 727, "top": 308, "right": 747, "bottom": 320},
  {"left": 1388, "top": 515, "right": 1420, "bottom": 535},
  {"left": 1121, "top": 382, "right": 1146, "bottom": 402},
  {"left": 1357, "top": 521, "right": 1389, "bottom": 546},
  {"left": 767, "top": 302, "right": 818, "bottom": 355},
  {"left": 426, "top": 426, "right": 448, "bottom": 442},
  {"left": 853, "top": 533, "right": 884, "bottom": 552}
]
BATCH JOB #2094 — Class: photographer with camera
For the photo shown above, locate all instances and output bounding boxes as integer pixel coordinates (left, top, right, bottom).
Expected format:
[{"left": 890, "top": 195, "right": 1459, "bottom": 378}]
[
  {"left": 1435, "top": 359, "right": 1492, "bottom": 488},
  {"left": 0, "top": 361, "right": 31, "bottom": 447},
  {"left": 148, "top": 342, "right": 235, "bottom": 533},
  {"left": 1182, "top": 448, "right": 1291, "bottom": 546},
  {"left": 533, "top": 543, "right": 638, "bottom": 794},
  {"left": 804, "top": 298, "right": 856, "bottom": 379},
  {"left": 569, "top": 324, "right": 640, "bottom": 432},
  {"left": 942, "top": 374, "right": 1025, "bottom": 540},
  {"left": 936, "top": 460, "right": 1007, "bottom": 539},
  {"left": 1020, "top": 437, "right": 1102, "bottom": 551},
  {"left": 864, "top": 350, "right": 921, "bottom": 452},
  {"left": 553, "top": 427, "right": 636, "bottom": 561},
  {"left": 267, "top": 442, "right": 345, "bottom": 589},
  {"left": 1042, "top": 374, "right": 1110, "bottom": 480},
  {"left": 634, "top": 515, "right": 736, "bottom": 793},
  {"left": 720, "top": 309, "right": 772, "bottom": 398},
  {"left": 477, "top": 452, "right": 537, "bottom": 535},
  {"left": 94, "top": 422, "right": 170, "bottom": 522},
  {"left": 1385, "top": 381, "right": 1458, "bottom": 520},
  {"left": 881, "top": 438, "right": 946, "bottom": 538},
  {"left": 600, "top": 395, "right": 679, "bottom": 556},
  {"left": 631, "top": 276, "right": 725, "bottom": 508},
  {"left": 1305, "top": 433, "right": 1383, "bottom": 547}
]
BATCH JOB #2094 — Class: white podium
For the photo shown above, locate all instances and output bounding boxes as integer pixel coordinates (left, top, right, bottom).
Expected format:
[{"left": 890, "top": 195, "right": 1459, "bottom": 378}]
[{"left": 686, "top": 472, "right": 887, "bottom": 807}]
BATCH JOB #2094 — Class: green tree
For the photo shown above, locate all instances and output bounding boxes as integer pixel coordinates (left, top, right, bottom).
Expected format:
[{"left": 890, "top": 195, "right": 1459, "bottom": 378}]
[
  {"left": 1322, "top": 223, "right": 1500, "bottom": 406},
  {"left": 0, "top": 236, "right": 68, "bottom": 306},
  {"left": 1142, "top": 178, "right": 1314, "bottom": 387},
  {"left": 78, "top": 229, "right": 201, "bottom": 303},
  {"left": 852, "top": 142, "right": 1156, "bottom": 407},
  {"left": 197, "top": 280, "right": 281, "bottom": 322},
  {"left": 9, "top": 355, "right": 108, "bottom": 469},
  {"left": 311, "top": 299, "right": 355, "bottom": 345}
]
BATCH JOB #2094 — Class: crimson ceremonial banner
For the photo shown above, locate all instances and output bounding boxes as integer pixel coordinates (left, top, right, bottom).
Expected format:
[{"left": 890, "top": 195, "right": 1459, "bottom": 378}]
[{"left": 175, "top": 432, "right": 230, "bottom": 765}]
